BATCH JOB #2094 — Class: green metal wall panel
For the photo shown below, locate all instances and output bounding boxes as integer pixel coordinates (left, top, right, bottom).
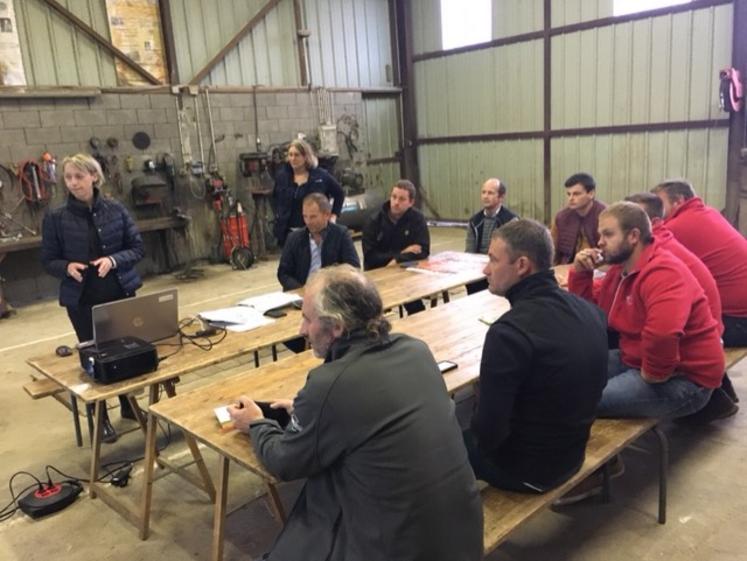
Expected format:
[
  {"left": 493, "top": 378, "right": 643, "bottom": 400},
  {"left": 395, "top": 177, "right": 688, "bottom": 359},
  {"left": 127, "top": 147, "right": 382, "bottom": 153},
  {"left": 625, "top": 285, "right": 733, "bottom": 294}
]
[
  {"left": 305, "top": 0, "right": 393, "bottom": 87},
  {"left": 492, "top": 0, "right": 543, "bottom": 38},
  {"left": 15, "top": 0, "right": 118, "bottom": 86},
  {"left": 419, "top": 140, "right": 544, "bottom": 220},
  {"left": 551, "top": 0, "right": 611, "bottom": 27},
  {"left": 364, "top": 97, "right": 399, "bottom": 158},
  {"left": 412, "top": 0, "right": 442, "bottom": 55},
  {"left": 365, "top": 162, "right": 400, "bottom": 196},
  {"left": 550, "top": 129, "right": 728, "bottom": 216},
  {"left": 552, "top": 5, "right": 733, "bottom": 128},
  {"left": 415, "top": 39, "right": 543, "bottom": 137},
  {"left": 170, "top": 0, "right": 299, "bottom": 86}
]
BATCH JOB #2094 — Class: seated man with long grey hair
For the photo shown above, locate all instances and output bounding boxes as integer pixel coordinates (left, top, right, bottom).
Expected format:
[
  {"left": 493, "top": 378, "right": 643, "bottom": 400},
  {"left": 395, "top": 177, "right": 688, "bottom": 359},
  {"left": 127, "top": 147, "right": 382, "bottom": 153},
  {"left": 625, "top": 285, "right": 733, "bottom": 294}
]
[{"left": 229, "top": 265, "right": 482, "bottom": 561}]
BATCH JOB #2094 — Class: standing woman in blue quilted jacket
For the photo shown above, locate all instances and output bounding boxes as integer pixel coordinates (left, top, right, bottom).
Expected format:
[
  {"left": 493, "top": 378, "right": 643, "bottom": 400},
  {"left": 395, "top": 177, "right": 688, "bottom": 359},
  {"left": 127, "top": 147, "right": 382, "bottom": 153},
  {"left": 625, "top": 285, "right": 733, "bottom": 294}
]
[{"left": 41, "top": 153, "right": 145, "bottom": 444}]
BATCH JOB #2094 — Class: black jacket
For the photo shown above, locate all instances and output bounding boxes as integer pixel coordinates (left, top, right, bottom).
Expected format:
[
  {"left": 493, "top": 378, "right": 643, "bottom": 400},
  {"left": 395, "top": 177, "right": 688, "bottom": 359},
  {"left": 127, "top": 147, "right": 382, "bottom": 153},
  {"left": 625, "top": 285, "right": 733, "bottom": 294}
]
[
  {"left": 362, "top": 202, "right": 430, "bottom": 270},
  {"left": 472, "top": 270, "right": 608, "bottom": 490},
  {"left": 41, "top": 190, "right": 144, "bottom": 307},
  {"left": 277, "top": 222, "right": 360, "bottom": 290},
  {"left": 249, "top": 332, "right": 483, "bottom": 561},
  {"left": 272, "top": 163, "right": 344, "bottom": 245},
  {"left": 465, "top": 206, "right": 518, "bottom": 253}
]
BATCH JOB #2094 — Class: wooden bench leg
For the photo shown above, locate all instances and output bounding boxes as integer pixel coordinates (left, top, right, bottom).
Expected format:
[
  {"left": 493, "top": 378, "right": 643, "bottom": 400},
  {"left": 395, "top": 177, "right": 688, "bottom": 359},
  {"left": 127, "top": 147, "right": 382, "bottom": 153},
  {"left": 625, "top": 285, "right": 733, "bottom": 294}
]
[
  {"left": 652, "top": 426, "right": 669, "bottom": 524},
  {"left": 272, "top": 345, "right": 278, "bottom": 362},
  {"left": 601, "top": 463, "right": 611, "bottom": 503},
  {"left": 254, "top": 350, "right": 260, "bottom": 368},
  {"left": 442, "top": 290, "right": 450, "bottom": 303},
  {"left": 266, "top": 483, "right": 286, "bottom": 524},
  {"left": 70, "top": 392, "right": 83, "bottom": 447}
]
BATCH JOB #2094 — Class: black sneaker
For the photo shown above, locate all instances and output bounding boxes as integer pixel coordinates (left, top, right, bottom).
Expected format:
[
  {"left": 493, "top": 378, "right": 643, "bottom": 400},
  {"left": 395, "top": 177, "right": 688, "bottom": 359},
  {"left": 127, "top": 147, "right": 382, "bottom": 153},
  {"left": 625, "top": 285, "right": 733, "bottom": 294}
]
[
  {"left": 102, "top": 417, "right": 118, "bottom": 444},
  {"left": 721, "top": 374, "right": 739, "bottom": 403},
  {"left": 678, "top": 388, "right": 739, "bottom": 426}
]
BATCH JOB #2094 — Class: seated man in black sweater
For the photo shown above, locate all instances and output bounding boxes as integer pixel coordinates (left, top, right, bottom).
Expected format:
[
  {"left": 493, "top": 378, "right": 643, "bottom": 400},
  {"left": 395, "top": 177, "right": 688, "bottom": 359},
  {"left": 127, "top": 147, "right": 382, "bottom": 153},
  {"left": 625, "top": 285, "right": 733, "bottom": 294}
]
[
  {"left": 362, "top": 179, "right": 430, "bottom": 314},
  {"left": 277, "top": 193, "right": 360, "bottom": 291},
  {"left": 464, "top": 219, "right": 608, "bottom": 493}
]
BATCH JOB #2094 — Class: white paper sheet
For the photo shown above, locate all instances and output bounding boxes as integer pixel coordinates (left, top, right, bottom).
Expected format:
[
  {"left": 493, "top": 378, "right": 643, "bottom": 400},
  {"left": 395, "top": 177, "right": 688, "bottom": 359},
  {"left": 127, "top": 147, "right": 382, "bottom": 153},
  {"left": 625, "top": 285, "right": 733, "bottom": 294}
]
[{"left": 237, "top": 292, "right": 302, "bottom": 314}]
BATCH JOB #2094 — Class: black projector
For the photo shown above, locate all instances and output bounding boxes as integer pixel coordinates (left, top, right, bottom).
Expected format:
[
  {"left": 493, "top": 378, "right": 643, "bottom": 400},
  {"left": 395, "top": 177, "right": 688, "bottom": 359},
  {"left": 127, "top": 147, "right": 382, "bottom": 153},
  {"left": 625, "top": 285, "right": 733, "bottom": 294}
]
[{"left": 79, "top": 336, "right": 159, "bottom": 384}]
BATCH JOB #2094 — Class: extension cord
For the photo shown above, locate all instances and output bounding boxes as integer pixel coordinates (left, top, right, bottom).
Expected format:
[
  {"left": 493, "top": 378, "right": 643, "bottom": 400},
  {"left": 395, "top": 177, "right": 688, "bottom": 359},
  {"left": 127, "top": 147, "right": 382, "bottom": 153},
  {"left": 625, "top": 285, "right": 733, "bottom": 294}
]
[{"left": 17, "top": 481, "right": 82, "bottom": 519}]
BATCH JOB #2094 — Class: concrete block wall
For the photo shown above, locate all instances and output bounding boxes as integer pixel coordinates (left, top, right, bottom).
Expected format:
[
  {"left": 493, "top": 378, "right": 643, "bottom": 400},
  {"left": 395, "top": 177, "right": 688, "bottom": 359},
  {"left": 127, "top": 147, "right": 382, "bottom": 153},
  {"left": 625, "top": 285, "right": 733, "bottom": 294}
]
[{"left": 0, "top": 89, "right": 365, "bottom": 305}]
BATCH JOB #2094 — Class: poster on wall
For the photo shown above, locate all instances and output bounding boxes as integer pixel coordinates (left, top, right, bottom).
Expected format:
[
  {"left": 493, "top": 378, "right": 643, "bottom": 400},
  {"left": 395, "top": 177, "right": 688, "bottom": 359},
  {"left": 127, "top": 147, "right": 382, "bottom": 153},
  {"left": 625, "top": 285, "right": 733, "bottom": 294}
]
[
  {"left": 0, "top": 0, "right": 26, "bottom": 85},
  {"left": 106, "top": 0, "right": 166, "bottom": 85}
]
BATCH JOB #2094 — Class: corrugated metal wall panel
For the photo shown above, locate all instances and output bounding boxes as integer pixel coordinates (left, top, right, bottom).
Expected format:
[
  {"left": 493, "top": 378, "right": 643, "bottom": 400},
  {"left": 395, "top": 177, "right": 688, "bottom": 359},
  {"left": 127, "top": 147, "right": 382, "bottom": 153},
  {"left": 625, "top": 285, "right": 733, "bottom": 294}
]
[
  {"left": 304, "top": 0, "right": 393, "bottom": 88},
  {"left": 419, "top": 140, "right": 544, "bottom": 219},
  {"left": 552, "top": 0, "right": 610, "bottom": 27},
  {"left": 493, "top": 0, "right": 543, "bottom": 38},
  {"left": 412, "top": 0, "right": 442, "bottom": 55},
  {"left": 364, "top": 97, "right": 399, "bottom": 158},
  {"left": 15, "top": 0, "right": 118, "bottom": 86},
  {"left": 363, "top": 97, "right": 400, "bottom": 195},
  {"left": 170, "top": 0, "right": 299, "bottom": 86},
  {"left": 550, "top": 129, "right": 728, "bottom": 216},
  {"left": 366, "top": 162, "right": 400, "bottom": 195},
  {"left": 552, "top": 5, "right": 733, "bottom": 128},
  {"left": 416, "top": 40, "right": 543, "bottom": 137}
]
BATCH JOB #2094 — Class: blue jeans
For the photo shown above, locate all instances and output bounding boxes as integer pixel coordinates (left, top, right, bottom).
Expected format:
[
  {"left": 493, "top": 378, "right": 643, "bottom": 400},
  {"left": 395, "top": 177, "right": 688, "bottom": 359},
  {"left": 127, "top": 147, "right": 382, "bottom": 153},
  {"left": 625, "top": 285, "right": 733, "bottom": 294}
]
[{"left": 598, "top": 350, "right": 712, "bottom": 419}]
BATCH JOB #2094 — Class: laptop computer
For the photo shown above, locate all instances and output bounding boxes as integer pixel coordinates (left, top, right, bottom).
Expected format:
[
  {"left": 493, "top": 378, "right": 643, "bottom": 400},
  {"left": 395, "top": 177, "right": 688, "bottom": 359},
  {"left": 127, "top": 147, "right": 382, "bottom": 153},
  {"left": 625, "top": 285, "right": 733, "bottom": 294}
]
[{"left": 92, "top": 288, "right": 179, "bottom": 345}]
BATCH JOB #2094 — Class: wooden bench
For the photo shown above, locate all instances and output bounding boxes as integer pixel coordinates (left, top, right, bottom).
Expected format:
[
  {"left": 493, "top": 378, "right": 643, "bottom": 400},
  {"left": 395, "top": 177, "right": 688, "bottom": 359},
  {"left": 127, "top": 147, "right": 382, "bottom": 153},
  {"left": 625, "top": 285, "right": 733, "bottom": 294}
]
[
  {"left": 481, "top": 347, "right": 747, "bottom": 555},
  {"left": 482, "top": 417, "right": 665, "bottom": 555},
  {"left": 725, "top": 347, "right": 747, "bottom": 370},
  {"left": 23, "top": 377, "right": 65, "bottom": 400}
]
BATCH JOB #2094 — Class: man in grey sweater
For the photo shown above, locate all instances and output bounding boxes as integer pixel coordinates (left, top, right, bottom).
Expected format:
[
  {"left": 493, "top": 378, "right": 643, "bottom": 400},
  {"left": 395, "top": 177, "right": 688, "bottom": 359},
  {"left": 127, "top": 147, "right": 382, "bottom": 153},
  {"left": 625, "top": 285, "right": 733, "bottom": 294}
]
[{"left": 229, "top": 266, "right": 482, "bottom": 561}]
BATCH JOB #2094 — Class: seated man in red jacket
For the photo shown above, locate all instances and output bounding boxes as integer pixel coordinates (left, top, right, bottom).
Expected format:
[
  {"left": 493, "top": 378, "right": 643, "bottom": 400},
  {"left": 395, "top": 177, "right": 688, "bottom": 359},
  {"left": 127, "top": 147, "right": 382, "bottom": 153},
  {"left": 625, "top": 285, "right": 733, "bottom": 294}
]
[
  {"left": 568, "top": 202, "right": 725, "bottom": 418},
  {"left": 625, "top": 193, "right": 738, "bottom": 417},
  {"left": 652, "top": 179, "right": 747, "bottom": 348}
]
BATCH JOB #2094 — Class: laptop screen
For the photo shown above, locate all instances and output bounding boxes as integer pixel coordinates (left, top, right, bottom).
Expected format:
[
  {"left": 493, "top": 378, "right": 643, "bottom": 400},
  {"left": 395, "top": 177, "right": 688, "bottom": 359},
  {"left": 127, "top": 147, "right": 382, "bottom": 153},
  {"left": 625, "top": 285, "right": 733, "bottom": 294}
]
[{"left": 92, "top": 288, "right": 178, "bottom": 344}]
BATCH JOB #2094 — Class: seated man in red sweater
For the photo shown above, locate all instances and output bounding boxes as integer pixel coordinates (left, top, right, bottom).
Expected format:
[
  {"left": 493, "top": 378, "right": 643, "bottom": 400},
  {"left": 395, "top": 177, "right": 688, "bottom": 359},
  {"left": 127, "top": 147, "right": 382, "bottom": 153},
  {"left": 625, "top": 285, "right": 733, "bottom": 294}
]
[
  {"left": 568, "top": 202, "right": 725, "bottom": 418},
  {"left": 652, "top": 179, "right": 747, "bottom": 348},
  {"left": 625, "top": 193, "right": 738, "bottom": 416}
]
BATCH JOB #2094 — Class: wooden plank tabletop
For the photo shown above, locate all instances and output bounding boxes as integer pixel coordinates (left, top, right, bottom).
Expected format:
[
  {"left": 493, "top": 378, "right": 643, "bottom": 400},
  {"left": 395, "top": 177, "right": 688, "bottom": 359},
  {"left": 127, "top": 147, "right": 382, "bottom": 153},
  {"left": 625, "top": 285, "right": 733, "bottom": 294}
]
[
  {"left": 149, "top": 289, "right": 506, "bottom": 481},
  {"left": 26, "top": 252, "right": 489, "bottom": 402}
]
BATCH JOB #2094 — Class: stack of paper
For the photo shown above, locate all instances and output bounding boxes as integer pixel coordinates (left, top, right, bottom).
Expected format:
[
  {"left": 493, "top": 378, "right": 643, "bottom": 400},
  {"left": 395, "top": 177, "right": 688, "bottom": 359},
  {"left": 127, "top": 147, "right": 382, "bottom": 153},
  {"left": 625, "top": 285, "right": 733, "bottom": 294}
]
[
  {"left": 238, "top": 291, "right": 303, "bottom": 313},
  {"left": 199, "top": 306, "right": 273, "bottom": 332}
]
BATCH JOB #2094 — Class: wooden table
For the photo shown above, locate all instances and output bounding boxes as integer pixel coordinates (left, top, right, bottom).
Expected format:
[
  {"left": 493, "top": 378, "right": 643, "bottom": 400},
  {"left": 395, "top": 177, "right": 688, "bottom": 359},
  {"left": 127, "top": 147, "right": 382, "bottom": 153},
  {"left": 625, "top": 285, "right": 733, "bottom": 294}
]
[
  {"left": 144, "top": 289, "right": 507, "bottom": 560},
  {"left": 22, "top": 354, "right": 218, "bottom": 531},
  {"left": 25, "top": 252, "right": 488, "bottom": 533}
]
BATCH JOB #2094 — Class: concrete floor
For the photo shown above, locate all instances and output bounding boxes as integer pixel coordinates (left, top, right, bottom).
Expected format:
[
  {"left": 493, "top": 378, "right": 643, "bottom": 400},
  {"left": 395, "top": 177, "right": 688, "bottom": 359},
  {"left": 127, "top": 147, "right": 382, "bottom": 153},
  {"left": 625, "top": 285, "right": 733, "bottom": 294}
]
[{"left": 0, "top": 227, "right": 745, "bottom": 561}]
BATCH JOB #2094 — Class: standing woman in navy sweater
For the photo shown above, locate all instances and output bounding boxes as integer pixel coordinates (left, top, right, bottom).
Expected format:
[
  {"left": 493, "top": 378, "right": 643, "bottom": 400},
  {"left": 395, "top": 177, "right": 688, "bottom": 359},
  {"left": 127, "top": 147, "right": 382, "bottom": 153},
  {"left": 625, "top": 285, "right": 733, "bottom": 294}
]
[
  {"left": 272, "top": 139, "right": 344, "bottom": 245},
  {"left": 41, "top": 153, "right": 145, "bottom": 443}
]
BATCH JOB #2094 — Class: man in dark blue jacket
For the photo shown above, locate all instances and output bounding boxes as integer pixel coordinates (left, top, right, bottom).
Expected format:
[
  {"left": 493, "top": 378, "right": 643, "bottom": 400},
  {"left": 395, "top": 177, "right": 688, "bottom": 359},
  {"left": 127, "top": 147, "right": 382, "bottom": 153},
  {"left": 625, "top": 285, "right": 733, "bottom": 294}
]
[
  {"left": 465, "top": 219, "right": 608, "bottom": 494},
  {"left": 277, "top": 193, "right": 360, "bottom": 291}
]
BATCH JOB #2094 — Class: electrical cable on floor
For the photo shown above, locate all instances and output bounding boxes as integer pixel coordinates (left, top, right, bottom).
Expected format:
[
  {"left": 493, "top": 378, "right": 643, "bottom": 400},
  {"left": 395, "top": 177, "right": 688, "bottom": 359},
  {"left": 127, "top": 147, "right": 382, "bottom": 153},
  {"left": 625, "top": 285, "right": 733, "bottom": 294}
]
[{"left": 0, "top": 418, "right": 174, "bottom": 521}]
